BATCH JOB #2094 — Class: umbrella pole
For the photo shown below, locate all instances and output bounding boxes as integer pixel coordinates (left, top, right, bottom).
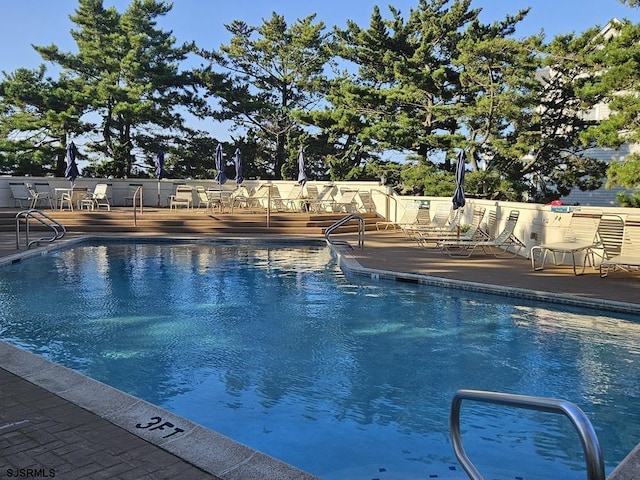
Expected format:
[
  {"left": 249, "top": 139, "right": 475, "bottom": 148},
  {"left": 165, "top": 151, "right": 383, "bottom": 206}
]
[
  {"left": 157, "top": 181, "right": 160, "bottom": 207},
  {"left": 266, "top": 186, "right": 271, "bottom": 228}
]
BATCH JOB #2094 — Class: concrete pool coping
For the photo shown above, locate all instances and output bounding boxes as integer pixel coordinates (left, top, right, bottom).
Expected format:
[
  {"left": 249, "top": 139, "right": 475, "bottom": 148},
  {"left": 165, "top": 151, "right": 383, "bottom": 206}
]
[{"left": 1, "top": 232, "right": 639, "bottom": 479}]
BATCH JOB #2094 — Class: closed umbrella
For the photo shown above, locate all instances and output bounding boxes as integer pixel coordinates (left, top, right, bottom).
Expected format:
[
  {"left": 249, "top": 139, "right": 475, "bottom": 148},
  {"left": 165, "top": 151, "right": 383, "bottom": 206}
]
[
  {"left": 297, "top": 148, "right": 308, "bottom": 186},
  {"left": 155, "top": 151, "right": 166, "bottom": 206},
  {"left": 214, "top": 144, "right": 227, "bottom": 186},
  {"left": 452, "top": 149, "right": 466, "bottom": 210},
  {"left": 233, "top": 148, "right": 243, "bottom": 185},
  {"left": 65, "top": 141, "right": 80, "bottom": 185}
]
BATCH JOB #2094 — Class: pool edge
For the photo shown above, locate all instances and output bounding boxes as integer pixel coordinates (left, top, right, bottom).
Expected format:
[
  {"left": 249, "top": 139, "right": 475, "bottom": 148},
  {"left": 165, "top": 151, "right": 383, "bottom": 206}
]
[{"left": 0, "top": 341, "right": 318, "bottom": 480}]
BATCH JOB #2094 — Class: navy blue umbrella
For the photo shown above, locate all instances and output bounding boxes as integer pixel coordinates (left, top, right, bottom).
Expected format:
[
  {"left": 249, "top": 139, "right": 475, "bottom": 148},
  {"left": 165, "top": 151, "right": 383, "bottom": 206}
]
[
  {"left": 65, "top": 141, "right": 80, "bottom": 184},
  {"left": 452, "top": 149, "right": 466, "bottom": 210},
  {"left": 233, "top": 148, "right": 243, "bottom": 184},
  {"left": 155, "top": 151, "right": 166, "bottom": 179},
  {"left": 297, "top": 148, "right": 308, "bottom": 186},
  {"left": 214, "top": 144, "right": 227, "bottom": 185}
]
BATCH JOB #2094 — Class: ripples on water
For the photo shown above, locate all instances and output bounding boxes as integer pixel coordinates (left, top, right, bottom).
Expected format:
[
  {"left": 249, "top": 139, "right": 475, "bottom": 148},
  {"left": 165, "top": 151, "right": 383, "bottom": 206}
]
[{"left": 0, "top": 241, "right": 638, "bottom": 479}]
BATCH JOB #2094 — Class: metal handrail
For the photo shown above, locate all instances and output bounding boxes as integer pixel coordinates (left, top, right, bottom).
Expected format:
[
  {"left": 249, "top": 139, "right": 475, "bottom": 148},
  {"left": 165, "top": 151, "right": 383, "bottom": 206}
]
[
  {"left": 325, "top": 213, "right": 364, "bottom": 250},
  {"left": 450, "top": 389, "right": 605, "bottom": 480},
  {"left": 132, "top": 186, "right": 143, "bottom": 226},
  {"left": 15, "top": 209, "right": 66, "bottom": 249}
]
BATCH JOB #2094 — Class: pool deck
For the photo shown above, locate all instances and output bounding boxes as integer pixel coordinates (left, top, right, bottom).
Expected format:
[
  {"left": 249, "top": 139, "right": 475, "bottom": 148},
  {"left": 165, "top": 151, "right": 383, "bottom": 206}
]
[{"left": 1, "top": 229, "right": 639, "bottom": 479}]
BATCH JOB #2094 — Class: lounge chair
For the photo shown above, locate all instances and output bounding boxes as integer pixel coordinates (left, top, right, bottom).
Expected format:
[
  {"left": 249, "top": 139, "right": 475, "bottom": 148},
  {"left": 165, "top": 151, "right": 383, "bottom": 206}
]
[
  {"left": 600, "top": 215, "right": 640, "bottom": 278},
  {"left": 356, "top": 190, "right": 375, "bottom": 213},
  {"left": 530, "top": 210, "right": 603, "bottom": 275},
  {"left": 9, "top": 182, "right": 36, "bottom": 208},
  {"left": 283, "top": 183, "right": 304, "bottom": 211},
  {"left": 438, "top": 210, "right": 525, "bottom": 258},
  {"left": 416, "top": 206, "right": 486, "bottom": 248},
  {"left": 306, "top": 184, "right": 335, "bottom": 212},
  {"left": 593, "top": 214, "right": 624, "bottom": 266},
  {"left": 376, "top": 201, "right": 420, "bottom": 230},
  {"left": 402, "top": 206, "right": 460, "bottom": 239},
  {"left": 195, "top": 186, "right": 219, "bottom": 212},
  {"left": 88, "top": 183, "right": 111, "bottom": 211},
  {"left": 32, "top": 182, "right": 55, "bottom": 209},
  {"left": 264, "top": 185, "right": 288, "bottom": 212},
  {"left": 329, "top": 189, "right": 359, "bottom": 213},
  {"left": 169, "top": 185, "right": 193, "bottom": 209}
]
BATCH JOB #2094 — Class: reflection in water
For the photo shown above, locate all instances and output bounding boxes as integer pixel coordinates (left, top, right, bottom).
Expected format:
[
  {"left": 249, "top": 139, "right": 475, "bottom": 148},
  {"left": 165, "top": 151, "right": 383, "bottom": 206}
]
[{"left": 0, "top": 241, "right": 638, "bottom": 480}]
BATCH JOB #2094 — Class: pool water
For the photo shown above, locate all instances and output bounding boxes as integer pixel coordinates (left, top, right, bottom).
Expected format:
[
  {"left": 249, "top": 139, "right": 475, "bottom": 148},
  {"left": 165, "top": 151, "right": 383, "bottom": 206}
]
[{"left": 0, "top": 241, "right": 639, "bottom": 479}]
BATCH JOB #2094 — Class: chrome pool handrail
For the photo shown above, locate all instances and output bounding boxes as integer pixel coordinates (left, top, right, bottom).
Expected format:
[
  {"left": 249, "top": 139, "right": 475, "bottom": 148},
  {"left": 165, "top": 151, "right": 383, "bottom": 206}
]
[{"left": 450, "top": 389, "right": 605, "bottom": 480}]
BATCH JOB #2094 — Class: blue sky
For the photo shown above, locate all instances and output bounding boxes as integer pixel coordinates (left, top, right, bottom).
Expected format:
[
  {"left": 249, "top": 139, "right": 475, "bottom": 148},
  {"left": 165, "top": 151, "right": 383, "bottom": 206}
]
[{"left": 3, "top": 0, "right": 640, "bottom": 74}]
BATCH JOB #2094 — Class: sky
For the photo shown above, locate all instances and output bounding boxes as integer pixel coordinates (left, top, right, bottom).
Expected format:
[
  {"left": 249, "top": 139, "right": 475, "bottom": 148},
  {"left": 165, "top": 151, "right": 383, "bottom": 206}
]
[
  {"left": 3, "top": 0, "right": 640, "bottom": 74},
  {"left": 2, "top": 0, "right": 640, "bottom": 159}
]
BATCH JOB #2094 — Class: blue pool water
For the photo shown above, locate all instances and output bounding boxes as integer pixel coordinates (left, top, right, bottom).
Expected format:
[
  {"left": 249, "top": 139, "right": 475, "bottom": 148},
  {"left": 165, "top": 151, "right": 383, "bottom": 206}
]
[{"left": 0, "top": 241, "right": 639, "bottom": 479}]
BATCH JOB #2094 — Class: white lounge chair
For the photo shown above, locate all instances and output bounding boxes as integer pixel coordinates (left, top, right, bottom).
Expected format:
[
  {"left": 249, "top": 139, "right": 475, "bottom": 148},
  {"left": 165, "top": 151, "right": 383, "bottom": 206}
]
[
  {"left": 329, "top": 189, "right": 359, "bottom": 213},
  {"left": 89, "top": 183, "right": 111, "bottom": 211},
  {"left": 439, "top": 210, "right": 525, "bottom": 258},
  {"left": 600, "top": 216, "right": 640, "bottom": 278},
  {"left": 169, "top": 185, "right": 193, "bottom": 209},
  {"left": 403, "top": 206, "right": 460, "bottom": 239},
  {"left": 415, "top": 206, "right": 487, "bottom": 247},
  {"left": 530, "top": 210, "right": 603, "bottom": 275},
  {"left": 376, "top": 201, "right": 420, "bottom": 231}
]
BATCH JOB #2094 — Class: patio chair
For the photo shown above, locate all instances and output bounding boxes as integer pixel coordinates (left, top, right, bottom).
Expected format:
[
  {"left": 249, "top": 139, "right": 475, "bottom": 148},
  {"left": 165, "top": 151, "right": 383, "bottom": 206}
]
[
  {"left": 593, "top": 214, "right": 624, "bottom": 266},
  {"left": 306, "top": 184, "right": 336, "bottom": 212},
  {"left": 9, "top": 182, "right": 36, "bottom": 208},
  {"left": 438, "top": 210, "right": 525, "bottom": 258},
  {"left": 169, "top": 185, "right": 193, "bottom": 209},
  {"left": 530, "top": 210, "right": 603, "bottom": 275},
  {"left": 415, "top": 206, "right": 486, "bottom": 248},
  {"left": 283, "top": 183, "right": 304, "bottom": 211},
  {"left": 376, "top": 201, "right": 420, "bottom": 230},
  {"left": 195, "top": 186, "right": 219, "bottom": 212},
  {"left": 600, "top": 215, "right": 640, "bottom": 278},
  {"left": 402, "top": 205, "right": 459, "bottom": 239},
  {"left": 267, "top": 185, "right": 289, "bottom": 212},
  {"left": 329, "top": 189, "right": 359, "bottom": 213},
  {"left": 32, "top": 182, "right": 55, "bottom": 209},
  {"left": 356, "top": 190, "right": 375, "bottom": 213},
  {"left": 60, "top": 186, "right": 91, "bottom": 211},
  {"left": 88, "top": 183, "right": 111, "bottom": 211}
]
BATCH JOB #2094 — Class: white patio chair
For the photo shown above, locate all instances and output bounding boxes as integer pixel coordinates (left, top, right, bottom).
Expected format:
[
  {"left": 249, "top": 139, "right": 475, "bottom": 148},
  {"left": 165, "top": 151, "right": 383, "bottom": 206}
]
[
  {"left": 439, "top": 210, "right": 525, "bottom": 258},
  {"left": 600, "top": 215, "right": 640, "bottom": 277},
  {"left": 530, "top": 210, "right": 603, "bottom": 275},
  {"left": 88, "top": 183, "right": 111, "bottom": 211},
  {"left": 169, "top": 185, "right": 193, "bottom": 209}
]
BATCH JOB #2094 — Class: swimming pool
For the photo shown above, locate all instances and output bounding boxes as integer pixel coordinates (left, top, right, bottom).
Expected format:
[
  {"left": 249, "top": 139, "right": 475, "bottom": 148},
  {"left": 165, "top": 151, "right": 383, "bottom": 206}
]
[{"left": 0, "top": 240, "right": 638, "bottom": 479}]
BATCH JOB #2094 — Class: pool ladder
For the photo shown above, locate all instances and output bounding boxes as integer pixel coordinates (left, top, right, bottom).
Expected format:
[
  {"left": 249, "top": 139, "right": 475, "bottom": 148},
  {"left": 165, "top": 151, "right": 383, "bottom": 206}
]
[
  {"left": 15, "top": 209, "right": 66, "bottom": 249},
  {"left": 325, "top": 213, "right": 364, "bottom": 250},
  {"left": 450, "top": 389, "right": 605, "bottom": 480}
]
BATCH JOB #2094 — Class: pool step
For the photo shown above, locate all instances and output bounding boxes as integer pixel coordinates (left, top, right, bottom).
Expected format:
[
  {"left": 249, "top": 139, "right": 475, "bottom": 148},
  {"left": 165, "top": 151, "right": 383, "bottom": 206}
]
[{"left": 4, "top": 208, "right": 380, "bottom": 236}]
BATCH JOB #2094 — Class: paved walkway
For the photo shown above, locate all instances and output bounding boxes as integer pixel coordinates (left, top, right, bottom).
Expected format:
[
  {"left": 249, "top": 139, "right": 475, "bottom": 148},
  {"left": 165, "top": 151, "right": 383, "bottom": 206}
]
[{"left": 1, "top": 229, "right": 639, "bottom": 480}]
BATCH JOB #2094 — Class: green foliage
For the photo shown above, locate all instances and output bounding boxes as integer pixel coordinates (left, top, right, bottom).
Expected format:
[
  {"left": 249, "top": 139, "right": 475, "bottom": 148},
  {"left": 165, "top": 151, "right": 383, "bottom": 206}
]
[
  {"left": 0, "top": 0, "right": 635, "bottom": 198},
  {"left": 31, "top": 0, "right": 205, "bottom": 178},
  {"left": 196, "top": 12, "right": 332, "bottom": 179},
  {"left": 607, "top": 154, "right": 640, "bottom": 189}
]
